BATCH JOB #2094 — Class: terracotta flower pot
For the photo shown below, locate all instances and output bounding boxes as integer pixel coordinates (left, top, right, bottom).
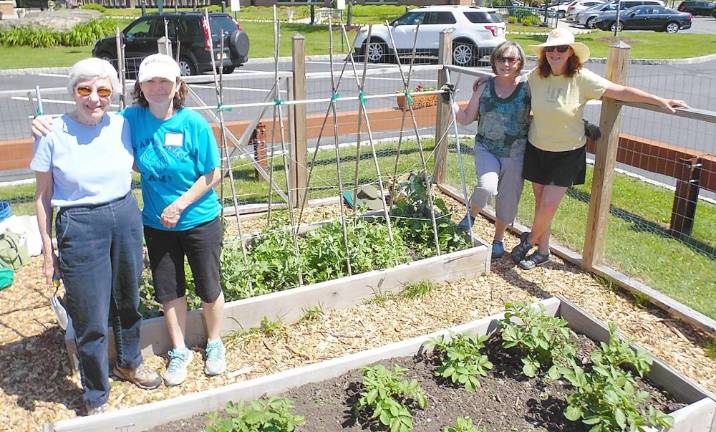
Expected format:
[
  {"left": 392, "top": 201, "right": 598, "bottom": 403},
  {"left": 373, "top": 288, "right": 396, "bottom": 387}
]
[{"left": 396, "top": 93, "right": 439, "bottom": 111}]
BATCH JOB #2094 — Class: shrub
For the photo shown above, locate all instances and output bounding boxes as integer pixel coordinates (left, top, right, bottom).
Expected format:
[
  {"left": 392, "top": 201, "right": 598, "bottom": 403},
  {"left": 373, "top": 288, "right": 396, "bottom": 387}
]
[
  {"left": 521, "top": 14, "right": 543, "bottom": 26},
  {"left": 80, "top": 3, "right": 106, "bottom": 13},
  {"left": 0, "top": 19, "right": 118, "bottom": 48}
]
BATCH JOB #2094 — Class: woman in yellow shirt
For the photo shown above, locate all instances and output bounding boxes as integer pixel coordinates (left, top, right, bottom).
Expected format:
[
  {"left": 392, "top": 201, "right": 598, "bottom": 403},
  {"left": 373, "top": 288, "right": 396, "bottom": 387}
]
[{"left": 511, "top": 29, "right": 688, "bottom": 270}]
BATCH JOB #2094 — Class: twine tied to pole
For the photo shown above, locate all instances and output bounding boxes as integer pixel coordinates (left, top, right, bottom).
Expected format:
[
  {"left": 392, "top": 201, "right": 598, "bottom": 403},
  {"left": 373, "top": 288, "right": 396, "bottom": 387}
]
[
  {"left": 273, "top": 98, "right": 284, "bottom": 106},
  {"left": 358, "top": 90, "right": 367, "bottom": 106},
  {"left": 216, "top": 103, "right": 232, "bottom": 112},
  {"left": 330, "top": 91, "right": 341, "bottom": 103},
  {"left": 403, "top": 91, "right": 413, "bottom": 106}
]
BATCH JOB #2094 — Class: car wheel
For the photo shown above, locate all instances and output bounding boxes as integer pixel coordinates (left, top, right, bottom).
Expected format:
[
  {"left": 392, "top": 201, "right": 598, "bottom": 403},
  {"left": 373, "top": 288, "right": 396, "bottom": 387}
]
[
  {"left": 585, "top": 17, "right": 597, "bottom": 28},
  {"left": 229, "top": 30, "right": 250, "bottom": 59},
  {"left": 178, "top": 57, "right": 197, "bottom": 76},
  {"left": 610, "top": 21, "right": 623, "bottom": 32},
  {"left": 665, "top": 22, "right": 680, "bottom": 33},
  {"left": 453, "top": 42, "right": 476, "bottom": 67},
  {"left": 222, "top": 66, "right": 235, "bottom": 74},
  {"left": 365, "top": 39, "right": 387, "bottom": 63}
]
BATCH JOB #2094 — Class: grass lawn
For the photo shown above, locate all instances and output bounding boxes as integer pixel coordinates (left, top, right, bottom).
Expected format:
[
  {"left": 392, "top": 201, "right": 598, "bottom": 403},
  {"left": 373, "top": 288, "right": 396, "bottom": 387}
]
[
  {"left": 509, "top": 30, "right": 716, "bottom": 59},
  {"left": 0, "top": 46, "right": 92, "bottom": 69}
]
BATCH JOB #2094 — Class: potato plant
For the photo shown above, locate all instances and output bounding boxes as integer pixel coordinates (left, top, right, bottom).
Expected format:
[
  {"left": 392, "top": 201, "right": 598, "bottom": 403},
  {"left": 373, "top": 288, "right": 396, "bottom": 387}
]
[
  {"left": 443, "top": 417, "right": 484, "bottom": 432},
  {"left": 356, "top": 364, "right": 428, "bottom": 432},
  {"left": 499, "top": 303, "right": 577, "bottom": 378},
  {"left": 561, "top": 323, "right": 672, "bottom": 432},
  {"left": 429, "top": 333, "right": 493, "bottom": 391},
  {"left": 205, "top": 397, "right": 304, "bottom": 432}
]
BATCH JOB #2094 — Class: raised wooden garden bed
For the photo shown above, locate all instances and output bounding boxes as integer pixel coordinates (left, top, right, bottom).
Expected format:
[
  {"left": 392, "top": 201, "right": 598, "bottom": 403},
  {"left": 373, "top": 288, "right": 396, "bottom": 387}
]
[
  {"left": 63, "top": 233, "right": 491, "bottom": 367},
  {"left": 47, "top": 297, "right": 716, "bottom": 432}
]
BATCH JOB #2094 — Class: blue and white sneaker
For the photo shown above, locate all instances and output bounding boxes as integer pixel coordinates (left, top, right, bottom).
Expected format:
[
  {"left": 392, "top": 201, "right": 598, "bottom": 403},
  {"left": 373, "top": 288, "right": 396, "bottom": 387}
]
[
  {"left": 164, "top": 347, "right": 193, "bottom": 386},
  {"left": 204, "top": 339, "right": 226, "bottom": 376}
]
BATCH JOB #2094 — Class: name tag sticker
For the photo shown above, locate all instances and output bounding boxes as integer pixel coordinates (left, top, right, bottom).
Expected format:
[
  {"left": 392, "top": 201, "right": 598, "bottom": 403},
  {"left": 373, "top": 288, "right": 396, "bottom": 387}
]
[{"left": 164, "top": 133, "right": 184, "bottom": 147}]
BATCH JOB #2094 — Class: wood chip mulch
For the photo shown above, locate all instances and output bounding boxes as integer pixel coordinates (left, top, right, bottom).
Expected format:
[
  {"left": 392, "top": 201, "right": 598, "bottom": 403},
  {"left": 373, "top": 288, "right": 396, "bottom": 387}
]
[{"left": 0, "top": 200, "right": 714, "bottom": 432}]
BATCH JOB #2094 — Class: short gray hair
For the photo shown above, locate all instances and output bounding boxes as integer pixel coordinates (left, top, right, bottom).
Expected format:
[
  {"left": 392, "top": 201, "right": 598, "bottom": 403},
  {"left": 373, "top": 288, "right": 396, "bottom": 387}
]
[
  {"left": 490, "top": 41, "right": 526, "bottom": 75},
  {"left": 67, "top": 58, "right": 121, "bottom": 97}
]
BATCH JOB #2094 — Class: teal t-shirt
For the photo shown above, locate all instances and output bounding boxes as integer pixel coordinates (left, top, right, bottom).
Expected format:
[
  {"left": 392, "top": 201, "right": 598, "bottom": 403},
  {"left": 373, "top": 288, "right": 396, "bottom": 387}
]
[{"left": 123, "top": 106, "right": 221, "bottom": 231}]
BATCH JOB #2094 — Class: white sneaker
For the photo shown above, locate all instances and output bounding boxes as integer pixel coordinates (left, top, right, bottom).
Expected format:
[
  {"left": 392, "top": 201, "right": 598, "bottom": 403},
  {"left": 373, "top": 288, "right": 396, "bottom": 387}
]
[
  {"left": 164, "top": 348, "right": 193, "bottom": 386},
  {"left": 204, "top": 339, "right": 226, "bottom": 376}
]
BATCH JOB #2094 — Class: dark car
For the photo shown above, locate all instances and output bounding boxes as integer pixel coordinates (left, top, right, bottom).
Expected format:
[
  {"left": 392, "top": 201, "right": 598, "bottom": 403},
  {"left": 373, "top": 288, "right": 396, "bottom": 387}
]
[
  {"left": 595, "top": 5, "right": 691, "bottom": 32},
  {"left": 92, "top": 12, "right": 249, "bottom": 76},
  {"left": 677, "top": 1, "right": 715, "bottom": 15}
]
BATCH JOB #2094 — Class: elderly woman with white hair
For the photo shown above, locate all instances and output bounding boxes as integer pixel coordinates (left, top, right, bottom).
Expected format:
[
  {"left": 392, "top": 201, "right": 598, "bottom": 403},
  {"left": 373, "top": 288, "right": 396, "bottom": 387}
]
[{"left": 31, "top": 57, "right": 161, "bottom": 415}]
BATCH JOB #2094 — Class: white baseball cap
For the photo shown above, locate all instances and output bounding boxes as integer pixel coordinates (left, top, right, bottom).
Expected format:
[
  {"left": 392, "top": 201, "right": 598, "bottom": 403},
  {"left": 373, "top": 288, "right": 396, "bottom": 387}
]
[{"left": 137, "top": 53, "right": 181, "bottom": 83}]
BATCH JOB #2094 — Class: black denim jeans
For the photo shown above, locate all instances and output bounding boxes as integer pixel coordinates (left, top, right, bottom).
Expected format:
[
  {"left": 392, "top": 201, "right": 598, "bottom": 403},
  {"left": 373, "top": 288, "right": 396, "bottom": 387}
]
[{"left": 56, "top": 193, "right": 144, "bottom": 408}]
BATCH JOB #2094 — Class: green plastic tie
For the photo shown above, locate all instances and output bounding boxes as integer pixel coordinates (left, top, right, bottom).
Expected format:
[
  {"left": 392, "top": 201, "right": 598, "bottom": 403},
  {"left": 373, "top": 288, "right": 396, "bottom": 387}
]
[
  {"left": 216, "top": 103, "right": 232, "bottom": 113},
  {"left": 273, "top": 98, "right": 284, "bottom": 106},
  {"left": 330, "top": 91, "right": 341, "bottom": 103},
  {"left": 404, "top": 91, "right": 413, "bottom": 106},
  {"left": 358, "top": 90, "right": 367, "bottom": 106}
]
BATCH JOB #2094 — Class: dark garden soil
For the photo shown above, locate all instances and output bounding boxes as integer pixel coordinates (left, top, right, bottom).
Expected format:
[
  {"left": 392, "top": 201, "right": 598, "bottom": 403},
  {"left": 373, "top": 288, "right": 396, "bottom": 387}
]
[{"left": 152, "top": 334, "right": 681, "bottom": 432}]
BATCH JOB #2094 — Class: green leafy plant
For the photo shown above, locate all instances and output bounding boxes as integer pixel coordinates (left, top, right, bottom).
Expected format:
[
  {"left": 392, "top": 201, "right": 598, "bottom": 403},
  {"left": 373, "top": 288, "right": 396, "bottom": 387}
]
[
  {"left": 499, "top": 303, "right": 577, "bottom": 378},
  {"left": 429, "top": 333, "right": 493, "bottom": 391},
  {"left": 80, "top": 3, "right": 107, "bottom": 12},
  {"left": 443, "top": 417, "right": 484, "bottom": 432},
  {"left": 299, "top": 305, "right": 323, "bottom": 322},
  {"left": 391, "top": 171, "right": 471, "bottom": 258},
  {"left": 591, "top": 322, "right": 652, "bottom": 377},
  {"left": 259, "top": 317, "right": 285, "bottom": 338},
  {"left": 562, "top": 322, "right": 671, "bottom": 432},
  {"left": 399, "top": 280, "right": 436, "bottom": 300},
  {"left": 562, "top": 364, "right": 672, "bottom": 432},
  {"left": 205, "top": 397, "right": 304, "bottom": 432},
  {"left": 705, "top": 338, "right": 716, "bottom": 360},
  {"left": 356, "top": 364, "right": 428, "bottom": 432},
  {"left": 0, "top": 19, "right": 120, "bottom": 48}
]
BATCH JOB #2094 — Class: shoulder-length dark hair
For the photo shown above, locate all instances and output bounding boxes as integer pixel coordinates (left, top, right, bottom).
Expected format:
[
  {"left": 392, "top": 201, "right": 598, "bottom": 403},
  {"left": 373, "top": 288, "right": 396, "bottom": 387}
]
[
  {"left": 537, "top": 50, "right": 583, "bottom": 78},
  {"left": 132, "top": 79, "right": 188, "bottom": 108}
]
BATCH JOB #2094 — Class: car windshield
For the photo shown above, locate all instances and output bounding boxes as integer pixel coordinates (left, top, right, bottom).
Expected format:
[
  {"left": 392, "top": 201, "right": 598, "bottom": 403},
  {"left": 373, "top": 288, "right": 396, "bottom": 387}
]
[
  {"left": 392, "top": 11, "right": 426, "bottom": 26},
  {"left": 463, "top": 11, "right": 504, "bottom": 23}
]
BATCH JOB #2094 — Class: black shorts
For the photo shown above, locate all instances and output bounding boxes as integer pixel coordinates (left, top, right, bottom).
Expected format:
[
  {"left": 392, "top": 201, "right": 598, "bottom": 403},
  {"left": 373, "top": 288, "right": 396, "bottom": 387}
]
[
  {"left": 144, "top": 217, "right": 223, "bottom": 304},
  {"left": 522, "top": 142, "right": 586, "bottom": 187}
]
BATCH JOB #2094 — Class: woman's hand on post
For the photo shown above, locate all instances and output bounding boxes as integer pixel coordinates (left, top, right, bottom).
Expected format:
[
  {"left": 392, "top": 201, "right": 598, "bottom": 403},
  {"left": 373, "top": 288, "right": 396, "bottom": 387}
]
[
  {"left": 31, "top": 115, "right": 53, "bottom": 138},
  {"left": 160, "top": 201, "right": 185, "bottom": 228}
]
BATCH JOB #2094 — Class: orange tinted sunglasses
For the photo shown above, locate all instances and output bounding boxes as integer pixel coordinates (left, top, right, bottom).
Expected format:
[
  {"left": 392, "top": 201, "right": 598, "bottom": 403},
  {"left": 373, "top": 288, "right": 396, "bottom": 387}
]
[{"left": 76, "top": 86, "right": 113, "bottom": 98}]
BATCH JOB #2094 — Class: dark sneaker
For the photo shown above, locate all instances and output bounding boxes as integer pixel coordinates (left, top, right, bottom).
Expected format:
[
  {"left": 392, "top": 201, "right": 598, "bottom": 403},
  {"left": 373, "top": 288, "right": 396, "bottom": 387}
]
[
  {"left": 510, "top": 231, "right": 533, "bottom": 263},
  {"left": 85, "top": 403, "right": 108, "bottom": 416},
  {"left": 112, "top": 364, "right": 162, "bottom": 390},
  {"left": 491, "top": 241, "right": 505, "bottom": 259},
  {"left": 519, "top": 251, "right": 550, "bottom": 270},
  {"left": 457, "top": 214, "right": 473, "bottom": 232}
]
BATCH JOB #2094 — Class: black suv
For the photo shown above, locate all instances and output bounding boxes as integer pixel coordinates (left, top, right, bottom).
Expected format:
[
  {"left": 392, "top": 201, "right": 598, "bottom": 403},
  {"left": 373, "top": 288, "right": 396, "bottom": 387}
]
[
  {"left": 677, "top": 1, "right": 715, "bottom": 15},
  {"left": 92, "top": 12, "right": 249, "bottom": 76}
]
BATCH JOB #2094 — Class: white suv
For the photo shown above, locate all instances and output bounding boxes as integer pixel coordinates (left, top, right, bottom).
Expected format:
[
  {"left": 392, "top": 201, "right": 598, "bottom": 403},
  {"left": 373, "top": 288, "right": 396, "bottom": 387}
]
[{"left": 353, "top": 6, "right": 506, "bottom": 67}]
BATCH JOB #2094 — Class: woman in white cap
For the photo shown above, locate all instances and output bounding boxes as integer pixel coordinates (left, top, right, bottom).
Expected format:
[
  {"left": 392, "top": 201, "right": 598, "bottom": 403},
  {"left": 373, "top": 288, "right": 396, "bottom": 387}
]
[
  {"left": 33, "top": 54, "right": 227, "bottom": 387},
  {"left": 123, "top": 53, "right": 226, "bottom": 386},
  {"left": 31, "top": 58, "right": 161, "bottom": 415},
  {"left": 510, "top": 29, "right": 688, "bottom": 270}
]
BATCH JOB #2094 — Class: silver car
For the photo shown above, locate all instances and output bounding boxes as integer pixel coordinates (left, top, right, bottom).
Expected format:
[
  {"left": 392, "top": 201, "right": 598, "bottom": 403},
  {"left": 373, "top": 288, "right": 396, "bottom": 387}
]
[{"left": 576, "top": 0, "right": 664, "bottom": 28}]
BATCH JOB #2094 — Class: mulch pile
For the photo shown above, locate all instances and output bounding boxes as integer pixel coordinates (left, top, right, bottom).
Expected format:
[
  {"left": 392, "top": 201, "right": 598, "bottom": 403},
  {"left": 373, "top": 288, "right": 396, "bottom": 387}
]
[{"left": 0, "top": 198, "right": 714, "bottom": 432}]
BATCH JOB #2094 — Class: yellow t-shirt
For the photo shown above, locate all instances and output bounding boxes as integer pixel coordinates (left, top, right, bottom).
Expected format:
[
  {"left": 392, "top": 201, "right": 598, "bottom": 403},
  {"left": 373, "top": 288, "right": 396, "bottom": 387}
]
[{"left": 527, "top": 68, "right": 611, "bottom": 152}]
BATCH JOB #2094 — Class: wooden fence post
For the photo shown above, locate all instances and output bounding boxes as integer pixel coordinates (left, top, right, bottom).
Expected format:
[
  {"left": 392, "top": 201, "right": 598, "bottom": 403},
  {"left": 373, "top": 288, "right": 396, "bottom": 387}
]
[
  {"left": 582, "top": 41, "right": 631, "bottom": 271},
  {"left": 291, "top": 34, "right": 308, "bottom": 208},
  {"left": 432, "top": 30, "right": 452, "bottom": 184}
]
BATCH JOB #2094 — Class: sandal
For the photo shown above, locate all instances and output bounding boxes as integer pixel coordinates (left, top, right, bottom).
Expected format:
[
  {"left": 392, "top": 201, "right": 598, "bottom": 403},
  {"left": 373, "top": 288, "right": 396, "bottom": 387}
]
[
  {"left": 519, "top": 251, "right": 550, "bottom": 270},
  {"left": 510, "top": 232, "right": 533, "bottom": 263}
]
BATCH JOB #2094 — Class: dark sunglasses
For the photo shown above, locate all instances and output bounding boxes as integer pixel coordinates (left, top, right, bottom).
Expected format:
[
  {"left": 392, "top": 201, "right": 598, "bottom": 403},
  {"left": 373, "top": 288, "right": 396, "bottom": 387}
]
[
  {"left": 76, "top": 86, "right": 112, "bottom": 98},
  {"left": 544, "top": 45, "right": 570, "bottom": 53}
]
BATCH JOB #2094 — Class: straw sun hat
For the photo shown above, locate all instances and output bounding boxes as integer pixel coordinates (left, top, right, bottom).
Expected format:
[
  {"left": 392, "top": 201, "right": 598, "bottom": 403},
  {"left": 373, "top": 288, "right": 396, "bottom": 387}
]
[{"left": 530, "top": 28, "right": 590, "bottom": 63}]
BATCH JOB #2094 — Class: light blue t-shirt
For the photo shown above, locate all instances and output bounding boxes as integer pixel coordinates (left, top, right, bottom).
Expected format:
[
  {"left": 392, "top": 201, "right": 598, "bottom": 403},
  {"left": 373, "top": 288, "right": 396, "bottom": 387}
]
[
  {"left": 30, "top": 113, "right": 133, "bottom": 207},
  {"left": 123, "top": 106, "right": 221, "bottom": 231}
]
